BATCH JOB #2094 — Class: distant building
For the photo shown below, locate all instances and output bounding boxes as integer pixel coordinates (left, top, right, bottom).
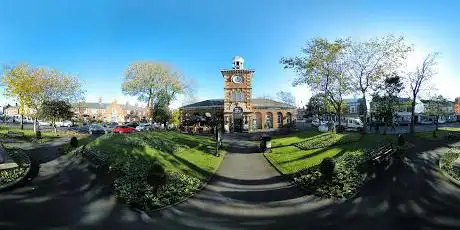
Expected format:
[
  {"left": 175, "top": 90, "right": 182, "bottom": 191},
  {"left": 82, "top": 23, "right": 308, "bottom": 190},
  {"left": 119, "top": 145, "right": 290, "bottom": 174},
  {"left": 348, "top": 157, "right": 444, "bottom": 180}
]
[
  {"left": 179, "top": 57, "right": 296, "bottom": 133},
  {"left": 72, "top": 100, "right": 148, "bottom": 123},
  {"left": 343, "top": 98, "right": 364, "bottom": 120}
]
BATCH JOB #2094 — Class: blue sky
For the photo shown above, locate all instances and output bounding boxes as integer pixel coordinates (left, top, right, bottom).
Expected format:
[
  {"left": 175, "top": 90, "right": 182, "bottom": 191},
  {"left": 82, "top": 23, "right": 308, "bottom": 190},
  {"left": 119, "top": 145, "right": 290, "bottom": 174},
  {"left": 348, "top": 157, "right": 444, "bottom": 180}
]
[{"left": 0, "top": 0, "right": 459, "bottom": 108}]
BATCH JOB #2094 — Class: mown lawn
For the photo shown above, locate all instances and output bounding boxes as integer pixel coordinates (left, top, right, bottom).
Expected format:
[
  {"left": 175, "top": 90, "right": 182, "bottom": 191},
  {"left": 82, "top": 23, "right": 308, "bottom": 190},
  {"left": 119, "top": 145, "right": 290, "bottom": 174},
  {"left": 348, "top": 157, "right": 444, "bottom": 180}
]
[
  {"left": 0, "top": 125, "right": 83, "bottom": 143},
  {"left": 415, "top": 126, "right": 460, "bottom": 141},
  {"left": 85, "top": 131, "right": 224, "bottom": 210},
  {"left": 266, "top": 131, "right": 395, "bottom": 175}
]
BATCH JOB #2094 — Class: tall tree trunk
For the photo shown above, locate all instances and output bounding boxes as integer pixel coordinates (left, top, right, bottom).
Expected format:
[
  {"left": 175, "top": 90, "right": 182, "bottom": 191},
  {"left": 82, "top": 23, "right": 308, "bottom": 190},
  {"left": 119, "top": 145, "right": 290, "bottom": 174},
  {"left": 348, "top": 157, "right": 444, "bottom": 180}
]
[
  {"left": 361, "top": 93, "right": 367, "bottom": 134},
  {"left": 33, "top": 117, "right": 37, "bottom": 133},
  {"left": 20, "top": 114, "right": 24, "bottom": 130},
  {"left": 436, "top": 115, "right": 439, "bottom": 131},
  {"left": 410, "top": 98, "right": 416, "bottom": 135},
  {"left": 337, "top": 104, "right": 342, "bottom": 130}
]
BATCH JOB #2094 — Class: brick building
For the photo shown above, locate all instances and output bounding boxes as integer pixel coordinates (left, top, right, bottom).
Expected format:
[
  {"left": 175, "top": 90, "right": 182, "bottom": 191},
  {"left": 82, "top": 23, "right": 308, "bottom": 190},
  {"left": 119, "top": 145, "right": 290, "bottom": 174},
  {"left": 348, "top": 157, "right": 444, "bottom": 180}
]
[
  {"left": 180, "top": 56, "right": 296, "bottom": 133},
  {"left": 72, "top": 100, "right": 148, "bottom": 123}
]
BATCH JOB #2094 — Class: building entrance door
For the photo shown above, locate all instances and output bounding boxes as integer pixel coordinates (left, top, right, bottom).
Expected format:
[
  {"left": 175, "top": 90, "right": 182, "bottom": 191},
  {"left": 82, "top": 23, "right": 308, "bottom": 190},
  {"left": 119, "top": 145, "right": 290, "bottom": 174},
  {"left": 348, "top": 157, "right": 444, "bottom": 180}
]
[{"left": 233, "top": 107, "right": 244, "bottom": 132}]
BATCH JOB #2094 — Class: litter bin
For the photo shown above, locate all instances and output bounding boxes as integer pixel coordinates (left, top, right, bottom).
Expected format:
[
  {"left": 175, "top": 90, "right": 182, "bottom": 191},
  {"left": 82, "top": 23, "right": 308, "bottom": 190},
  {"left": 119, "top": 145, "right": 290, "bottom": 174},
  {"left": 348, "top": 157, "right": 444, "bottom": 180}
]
[{"left": 260, "top": 135, "right": 272, "bottom": 153}]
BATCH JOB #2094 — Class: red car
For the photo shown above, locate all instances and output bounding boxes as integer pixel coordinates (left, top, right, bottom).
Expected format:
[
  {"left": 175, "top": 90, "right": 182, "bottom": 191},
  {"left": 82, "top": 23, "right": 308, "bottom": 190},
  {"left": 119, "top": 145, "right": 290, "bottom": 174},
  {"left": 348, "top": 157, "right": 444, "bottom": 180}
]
[{"left": 113, "top": 125, "right": 136, "bottom": 134}]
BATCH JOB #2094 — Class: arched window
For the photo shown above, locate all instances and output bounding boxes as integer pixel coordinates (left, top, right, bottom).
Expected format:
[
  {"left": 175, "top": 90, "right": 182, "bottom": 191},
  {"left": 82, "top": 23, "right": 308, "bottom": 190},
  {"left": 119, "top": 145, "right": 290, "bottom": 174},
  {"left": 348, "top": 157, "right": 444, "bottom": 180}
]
[
  {"left": 232, "top": 90, "right": 245, "bottom": 102},
  {"left": 277, "top": 112, "right": 283, "bottom": 127}
]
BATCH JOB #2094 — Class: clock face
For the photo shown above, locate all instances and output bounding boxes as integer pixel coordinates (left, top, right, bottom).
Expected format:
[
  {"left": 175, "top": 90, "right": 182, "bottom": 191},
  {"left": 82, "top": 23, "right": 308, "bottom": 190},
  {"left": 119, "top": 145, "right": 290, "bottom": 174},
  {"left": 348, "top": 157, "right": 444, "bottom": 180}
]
[{"left": 232, "top": 75, "right": 243, "bottom": 84}]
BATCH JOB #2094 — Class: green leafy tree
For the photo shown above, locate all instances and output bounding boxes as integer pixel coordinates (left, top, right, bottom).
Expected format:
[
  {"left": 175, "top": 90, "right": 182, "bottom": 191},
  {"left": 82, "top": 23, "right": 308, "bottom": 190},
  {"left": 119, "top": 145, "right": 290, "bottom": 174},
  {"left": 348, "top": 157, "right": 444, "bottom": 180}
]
[
  {"left": 371, "top": 75, "right": 404, "bottom": 134},
  {"left": 37, "top": 100, "right": 73, "bottom": 133},
  {"left": 122, "top": 61, "right": 188, "bottom": 121},
  {"left": 2, "top": 64, "right": 43, "bottom": 129},
  {"left": 422, "top": 95, "right": 449, "bottom": 131},
  {"left": 408, "top": 53, "right": 439, "bottom": 134},
  {"left": 171, "top": 109, "right": 181, "bottom": 128},
  {"left": 306, "top": 93, "right": 329, "bottom": 117},
  {"left": 347, "top": 35, "right": 412, "bottom": 133},
  {"left": 152, "top": 105, "right": 171, "bottom": 126},
  {"left": 281, "top": 38, "right": 353, "bottom": 128}
]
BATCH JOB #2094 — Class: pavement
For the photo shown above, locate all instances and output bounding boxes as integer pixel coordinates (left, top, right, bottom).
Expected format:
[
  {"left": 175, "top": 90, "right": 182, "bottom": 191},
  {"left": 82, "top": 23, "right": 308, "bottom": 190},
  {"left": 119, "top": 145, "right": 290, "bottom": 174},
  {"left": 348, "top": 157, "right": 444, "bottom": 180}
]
[{"left": 1, "top": 134, "right": 460, "bottom": 229}]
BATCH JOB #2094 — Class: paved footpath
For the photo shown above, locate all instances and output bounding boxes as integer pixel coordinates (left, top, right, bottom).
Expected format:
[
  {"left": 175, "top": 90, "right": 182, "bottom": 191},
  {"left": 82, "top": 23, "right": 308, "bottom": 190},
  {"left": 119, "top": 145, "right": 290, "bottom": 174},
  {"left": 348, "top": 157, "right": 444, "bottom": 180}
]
[{"left": 1, "top": 135, "right": 460, "bottom": 230}]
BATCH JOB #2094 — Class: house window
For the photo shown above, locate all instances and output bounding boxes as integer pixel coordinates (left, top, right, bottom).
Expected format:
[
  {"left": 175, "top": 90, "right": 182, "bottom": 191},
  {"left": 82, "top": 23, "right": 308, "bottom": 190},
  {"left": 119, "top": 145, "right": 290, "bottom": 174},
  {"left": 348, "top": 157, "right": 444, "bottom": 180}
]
[{"left": 350, "top": 105, "right": 357, "bottom": 114}]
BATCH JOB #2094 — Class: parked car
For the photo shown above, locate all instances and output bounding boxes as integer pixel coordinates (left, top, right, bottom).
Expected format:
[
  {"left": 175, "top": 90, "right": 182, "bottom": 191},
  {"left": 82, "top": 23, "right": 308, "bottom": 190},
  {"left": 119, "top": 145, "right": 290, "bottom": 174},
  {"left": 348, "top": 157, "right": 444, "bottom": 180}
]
[
  {"left": 88, "top": 124, "right": 107, "bottom": 134},
  {"left": 318, "top": 124, "right": 329, "bottom": 132},
  {"left": 38, "top": 120, "right": 51, "bottom": 126},
  {"left": 56, "top": 120, "right": 74, "bottom": 127},
  {"left": 126, "top": 122, "right": 139, "bottom": 128},
  {"left": 419, "top": 119, "right": 433, "bottom": 125},
  {"left": 336, "top": 118, "right": 364, "bottom": 131},
  {"left": 311, "top": 119, "right": 320, "bottom": 127},
  {"left": 113, "top": 125, "right": 136, "bottom": 134},
  {"left": 136, "top": 124, "right": 151, "bottom": 132}
]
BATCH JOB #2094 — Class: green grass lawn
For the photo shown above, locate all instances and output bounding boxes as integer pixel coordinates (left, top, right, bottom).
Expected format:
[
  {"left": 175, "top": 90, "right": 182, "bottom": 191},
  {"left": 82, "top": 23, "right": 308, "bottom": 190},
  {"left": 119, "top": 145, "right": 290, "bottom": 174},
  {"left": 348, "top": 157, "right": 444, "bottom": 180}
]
[
  {"left": 88, "top": 131, "right": 224, "bottom": 180},
  {"left": 266, "top": 131, "right": 395, "bottom": 175},
  {"left": 0, "top": 125, "right": 83, "bottom": 143},
  {"left": 86, "top": 131, "right": 224, "bottom": 210}
]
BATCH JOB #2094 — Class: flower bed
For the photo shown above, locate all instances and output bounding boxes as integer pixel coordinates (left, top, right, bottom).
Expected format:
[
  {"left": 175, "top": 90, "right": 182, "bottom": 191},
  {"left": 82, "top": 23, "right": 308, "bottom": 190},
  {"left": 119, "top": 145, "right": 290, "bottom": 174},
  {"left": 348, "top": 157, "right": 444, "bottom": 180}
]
[
  {"left": 440, "top": 149, "right": 460, "bottom": 181},
  {"left": 0, "top": 147, "right": 31, "bottom": 187},
  {"left": 85, "top": 131, "right": 224, "bottom": 212},
  {"left": 293, "top": 150, "right": 368, "bottom": 199},
  {"left": 294, "top": 133, "right": 362, "bottom": 150}
]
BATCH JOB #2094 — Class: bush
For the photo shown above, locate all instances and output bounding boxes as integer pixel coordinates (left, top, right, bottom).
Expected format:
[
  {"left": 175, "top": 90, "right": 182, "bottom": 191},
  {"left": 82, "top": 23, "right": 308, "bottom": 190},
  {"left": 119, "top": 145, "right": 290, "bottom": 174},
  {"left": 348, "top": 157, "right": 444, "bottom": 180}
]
[
  {"left": 433, "top": 130, "right": 437, "bottom": 138},
  {"left": 320, "top": 157, "right": 335, "bottom": 177},
  {"left": 36, "top": 131, "right": 42, "bottom": 139},
  {"left": 147, "top": 161, "right": 167, "bottom": 187},
  {"left": 294, "top": 150, "right": 367, "bottom": 199},
  {"left": 397, "top": 134, "right": 405, "bottom": 146},
  {"left": 70, "top": 136, "right": 78, "bottom": 148}
]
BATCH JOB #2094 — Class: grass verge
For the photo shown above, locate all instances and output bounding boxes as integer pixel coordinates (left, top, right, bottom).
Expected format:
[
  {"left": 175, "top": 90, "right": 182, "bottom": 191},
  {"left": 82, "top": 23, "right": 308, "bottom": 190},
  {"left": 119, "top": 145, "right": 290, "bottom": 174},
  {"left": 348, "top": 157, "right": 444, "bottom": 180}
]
[
  {"left": 265, "top": 131, "right": 397, "bottom": 199},
  {"left": 0, "top": 125, "right": 83, "bottom": 144},
  {"left": 86, "top": 131, "right": 224, "bottom": 211}
]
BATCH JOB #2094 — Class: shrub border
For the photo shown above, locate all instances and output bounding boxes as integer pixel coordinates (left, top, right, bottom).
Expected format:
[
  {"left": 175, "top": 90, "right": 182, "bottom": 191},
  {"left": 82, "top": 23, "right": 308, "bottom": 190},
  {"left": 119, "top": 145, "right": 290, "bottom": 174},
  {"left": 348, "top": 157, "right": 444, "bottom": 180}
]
[
  {"left": 292, "top": 134, "right": 364, "bottom": 151},
  {"left": 438, "top": 153, "right": 460, "bottom": 187},
  {"left": 263, "top": 147, "right": 367, "bottom": 201},
  {"left": 81, "top": 143, "right": 227, "bottom": 215}
]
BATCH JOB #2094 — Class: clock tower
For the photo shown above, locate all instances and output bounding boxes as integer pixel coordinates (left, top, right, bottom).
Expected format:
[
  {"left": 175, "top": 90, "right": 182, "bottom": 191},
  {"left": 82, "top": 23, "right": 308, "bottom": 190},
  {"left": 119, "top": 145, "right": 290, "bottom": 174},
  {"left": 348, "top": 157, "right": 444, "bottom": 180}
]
[{"left": 221, "top": 56, "right": 254, "bottom": 132}]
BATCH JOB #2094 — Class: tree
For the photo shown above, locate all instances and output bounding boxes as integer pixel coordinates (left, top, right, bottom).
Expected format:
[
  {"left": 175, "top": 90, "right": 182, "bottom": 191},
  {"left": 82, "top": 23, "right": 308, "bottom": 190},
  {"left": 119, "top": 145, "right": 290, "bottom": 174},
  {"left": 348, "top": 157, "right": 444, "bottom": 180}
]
[
  {"left": 423, "top": 95, "right": 449, "bottom": 131},
  {"left": 37, "top": 100, "right": 73, "bottom": 133},
  {"left": 407, "top": 53, "right": 439, "bottom": 134},
  {"left": 281, "top": 38, "right": 352, "bottom": 129},
  {"left": 347, "top": 35, "right": 412, "bottom": 133},
  {"left": 276, "top": 91, "right": 296, "bottom": 105},
  {"left": 2, "top": 64, "right": 43, "bottom": 130},
  {"left": 306, "top": 93, "right": 329, "bottom": 117},
  {"left": 152, "top": 105, "right": 171, "bottom": 126},
  {"left": 122, "top": 61, "right": 187, "bottom": 121},
  {"left": 2, "top": 64, "right": 85, "bottom": 132},
  {"left": 171, "top": 109, "right": 181, "bottom": 128},
  {"left": 371, "top": 75, "right": 404, "bottom": 134}
]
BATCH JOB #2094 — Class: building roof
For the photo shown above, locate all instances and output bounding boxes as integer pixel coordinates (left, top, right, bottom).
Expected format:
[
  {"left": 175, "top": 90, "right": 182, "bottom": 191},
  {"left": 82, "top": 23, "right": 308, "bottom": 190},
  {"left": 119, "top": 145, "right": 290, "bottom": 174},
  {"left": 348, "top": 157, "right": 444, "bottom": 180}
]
[
  {"left": 252, "top": 98, "right": 296, "bottom": 109},
  {"left": 181, "top": 99, "right": 224, "bottom": 109},
  {"left": 180, "top": 98, "right": 296, "bottom": 110},
  {"left": 72, "top": 102, "right": 145, "bottom": 111}
]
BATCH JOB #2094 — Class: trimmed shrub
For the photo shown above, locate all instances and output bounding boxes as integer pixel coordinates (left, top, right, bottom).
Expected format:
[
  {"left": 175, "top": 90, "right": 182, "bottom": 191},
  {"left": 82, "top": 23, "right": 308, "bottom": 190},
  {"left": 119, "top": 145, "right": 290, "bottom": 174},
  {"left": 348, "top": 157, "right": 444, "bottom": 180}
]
[
  {"left": 320, "top": 157, "right": 335, "bottom": 178},
  {"left": 147, "top": 161, "right": 167, "bottom": 187},
  {"left": 70, "top": 136, "right": 78, "bottom": 148},
  {"left": 433, "top": 130, "right": 437, "bottom": 138},
  {"left": 397, "top": 134, "right": 405, "bottom": 146},
  {"left": 36, "top": 131, "right": 42, "bottom": 139}
]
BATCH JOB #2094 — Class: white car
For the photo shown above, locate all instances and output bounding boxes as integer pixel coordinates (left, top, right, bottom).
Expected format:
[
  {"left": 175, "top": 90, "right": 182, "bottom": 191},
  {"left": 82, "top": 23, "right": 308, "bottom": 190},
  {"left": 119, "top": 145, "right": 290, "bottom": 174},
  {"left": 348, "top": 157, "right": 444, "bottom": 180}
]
[
  {"left": 135, "top": 124, "right": 151, "bottom": 132},
  {"left": 318, "top": 124, "right": 329, "bottom": 132},
  {"left": 419, "top": 120, "right": 433, "bottom": 125},
  {"left": 57, "top": 120, "right": 74, "bottom": 127},
  {"left": 38, "top": 120, "right": 51, "bottom": 126}
]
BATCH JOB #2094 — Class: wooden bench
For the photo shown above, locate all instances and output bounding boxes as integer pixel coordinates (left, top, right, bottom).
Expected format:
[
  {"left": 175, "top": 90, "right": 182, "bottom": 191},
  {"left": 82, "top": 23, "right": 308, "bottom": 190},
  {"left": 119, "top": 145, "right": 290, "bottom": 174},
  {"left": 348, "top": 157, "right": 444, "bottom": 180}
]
[
  {"left": 367, "top": 143, "right": 397, "bottom": 165},
  {"left": 446, "top": 132, "right": 460, "bottom": 140},
  {"left": 82, "top": 149, "right": 109, "bottom": 169},
  {"left": 7, "top": 131, "right": 24, "bottom": 138}
]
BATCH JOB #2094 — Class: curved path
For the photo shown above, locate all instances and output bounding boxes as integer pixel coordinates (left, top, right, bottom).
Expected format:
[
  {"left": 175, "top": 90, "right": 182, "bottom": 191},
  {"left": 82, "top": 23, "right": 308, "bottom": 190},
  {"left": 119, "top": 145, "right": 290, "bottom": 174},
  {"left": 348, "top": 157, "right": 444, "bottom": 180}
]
[{"left": 1, "top": 135, "right": 460, "bottom": 229}]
